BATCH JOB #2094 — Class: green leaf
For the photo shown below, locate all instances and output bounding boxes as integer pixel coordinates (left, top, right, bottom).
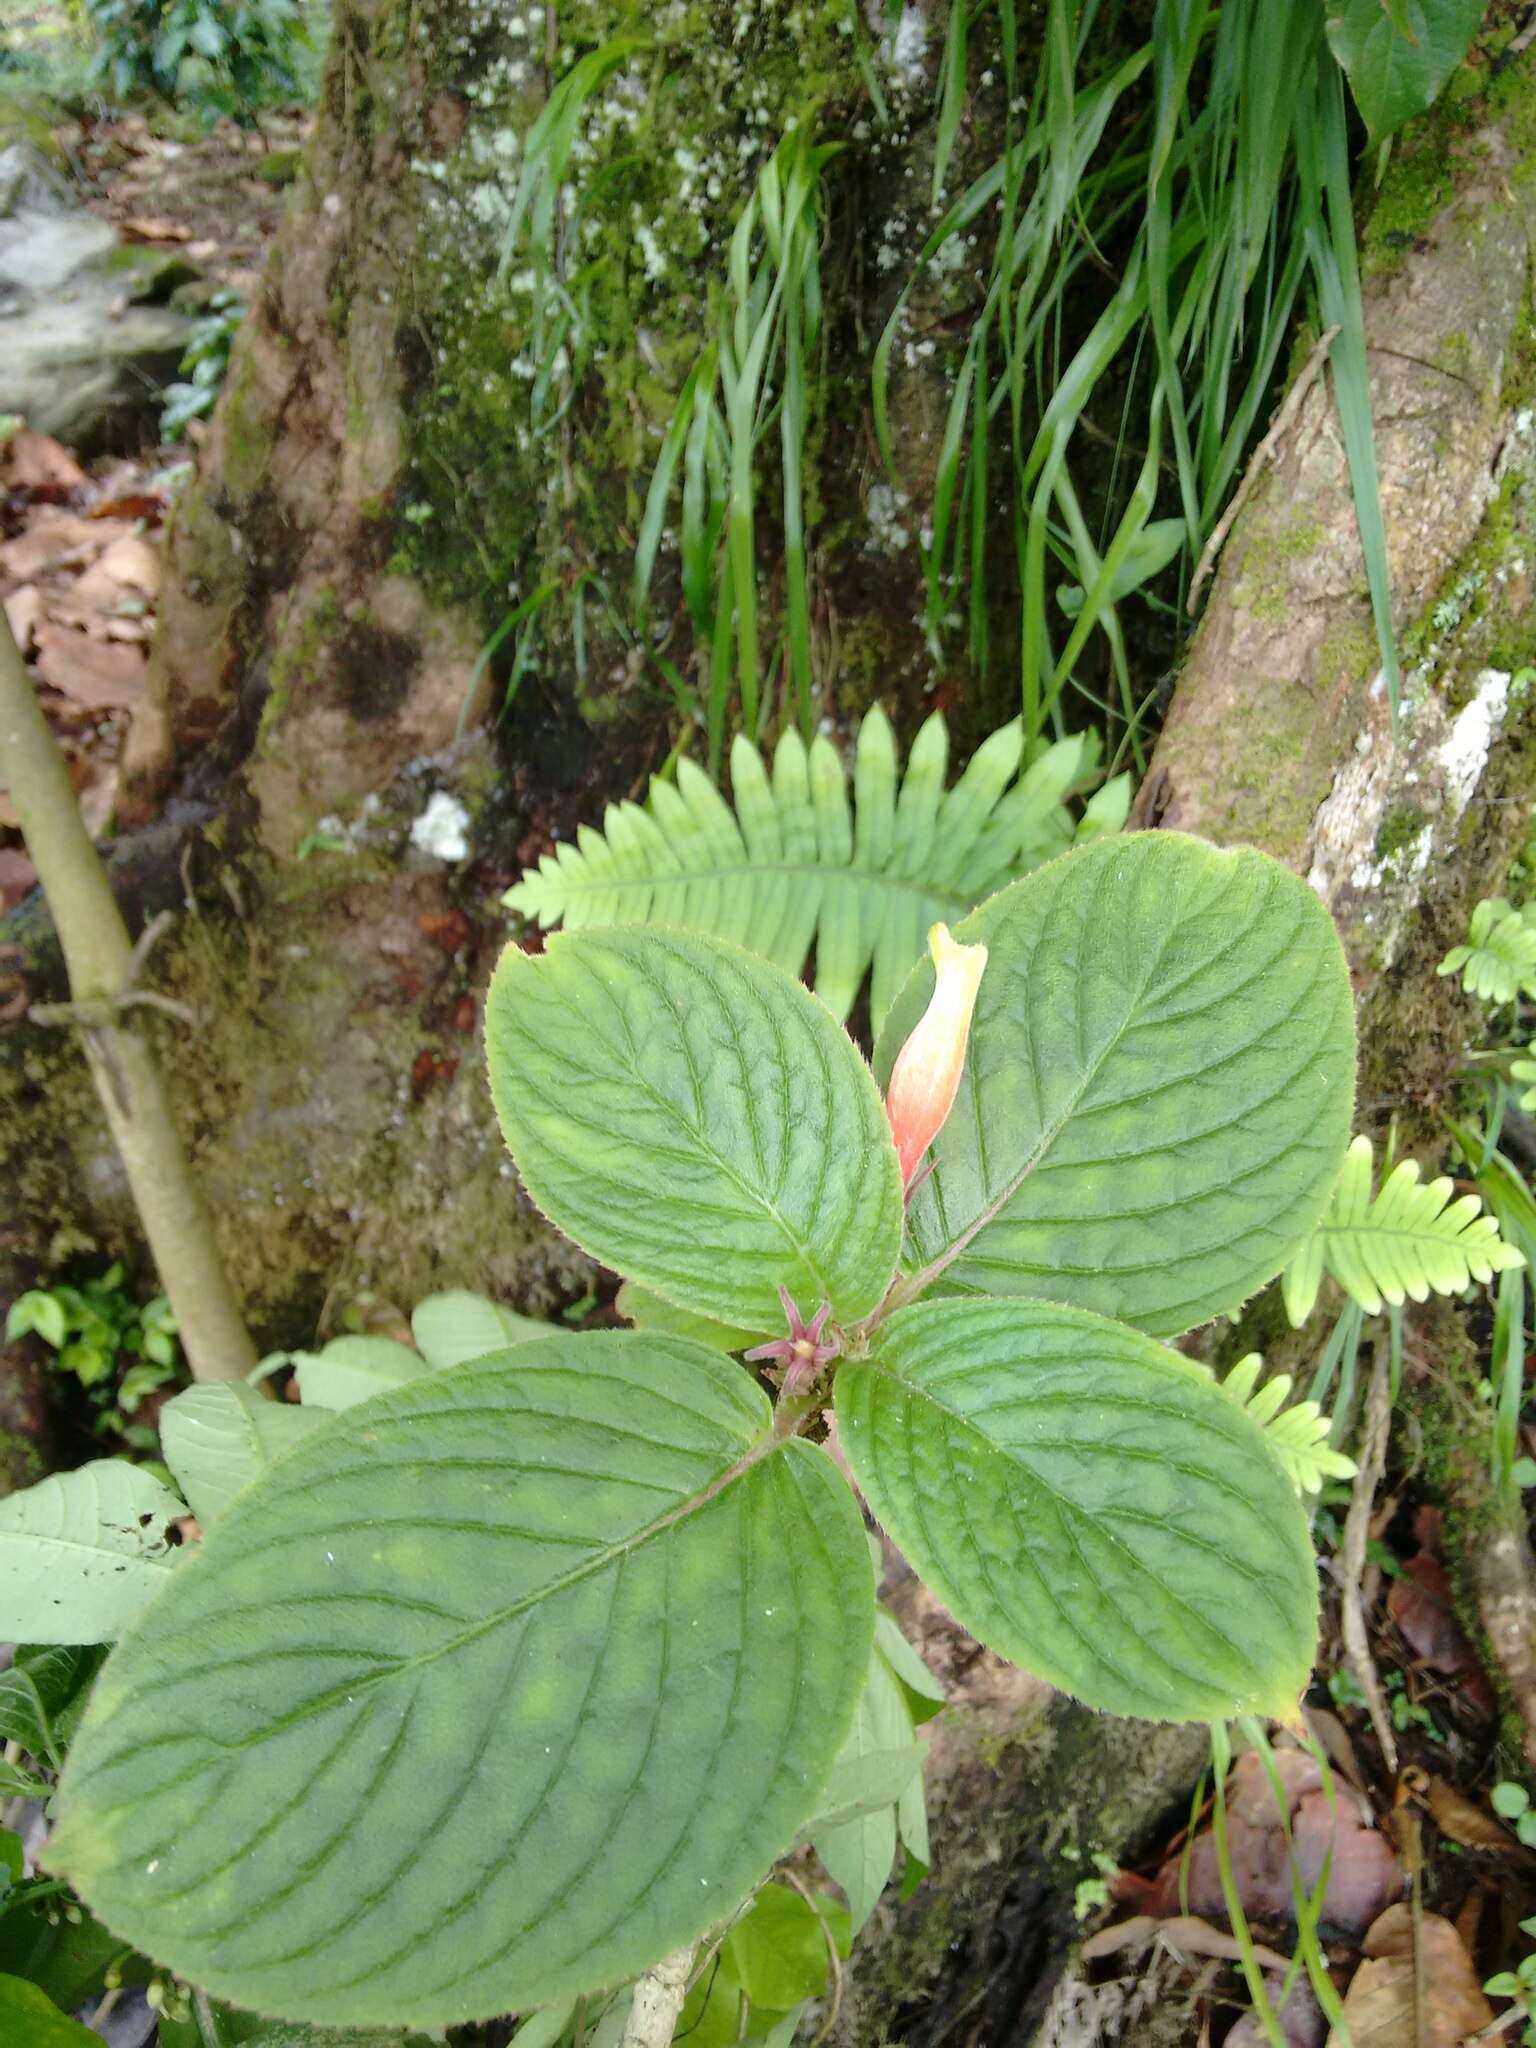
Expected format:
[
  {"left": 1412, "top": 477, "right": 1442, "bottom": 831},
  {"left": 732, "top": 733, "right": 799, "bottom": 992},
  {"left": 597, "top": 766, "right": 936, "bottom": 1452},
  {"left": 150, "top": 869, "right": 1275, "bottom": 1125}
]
[
  {"left": 487, "top": 927, "right": 903, "bottom": 1330},
  {"left": 1326, "top": 0, "right": 1483, "bottom": 146},
  {"left": 0, "top": 1461, "right": 184, "bottom": 1644},
  {"left": 158, "top": 1383, "right": 332, "bottom": 1525},
  {"left": 1437, "top": 898, "right": 1536, "bottom": 1003},
  {"left": 876, "top": 833, "right": 1355, "bottom": 1339},
  {"left": 0, "top": 1645, "right": 103, "bottom": 1770},
  {"left": 813, "top": 1642, "right": 915, "bottom": 1930},
  {"left": 510, "top": 2002, "right": 578, "bottom": 2048},
  {"left": 409, "top": 1290, "right": 546, "bottom": 1370},
  {"left": 504, "top": 709, "right": 1121, "bottom": 1031},
  {"left": 835, "top": 1299, "right": 1319, "bottom": 1722},
  {"left": 615, "top": 1280, "right": 768, "bottom": 1353},
  {"left": 0, "top": 1974, "right": 100, "bottom": 2046},
  {"left": 1281, "top": 1135, "right": 1522, "bottom": 1325},
  {"left": 725, "top": 1883, "right": 848, "bottom": 2012},
  {"left": 158, "top": 2003, "right": 438, "bottom": 2048},
  {"left": 873, "top": 1609, "right": 945, "bottom": 1722},
  {"left": 1492, "top": 1781, "right": 1530, "bottom": 1820},
  {"left": 48, "top": 1332, "right": 874, "bottom": 2029},
  {"left": 0, "top": 1900, "right": 139, "bottom": 2013},
  {"left": 809, "top": 1744, "right": 923, "bottom": 1833},
  {"left": 6, "top": 1289, "right": 67, "bottom": 1349},
  {"left": 291, "top": 1335, "right": 427, "bottom": 1411}
]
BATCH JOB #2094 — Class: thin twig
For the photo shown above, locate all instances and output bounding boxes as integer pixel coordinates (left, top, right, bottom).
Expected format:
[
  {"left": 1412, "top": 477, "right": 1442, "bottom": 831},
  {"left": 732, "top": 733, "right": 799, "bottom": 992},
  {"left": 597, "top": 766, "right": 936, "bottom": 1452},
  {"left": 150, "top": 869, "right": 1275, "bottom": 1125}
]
[
  {"left": 781, "top": 1864, "right": 845, "bottom": 2048},
  {"left": 1339, "top": 1330, "right": 1398, "bottom": 1772},
  {"left": 1187, "top": 325, "right": 1340, "bottom": 613}
]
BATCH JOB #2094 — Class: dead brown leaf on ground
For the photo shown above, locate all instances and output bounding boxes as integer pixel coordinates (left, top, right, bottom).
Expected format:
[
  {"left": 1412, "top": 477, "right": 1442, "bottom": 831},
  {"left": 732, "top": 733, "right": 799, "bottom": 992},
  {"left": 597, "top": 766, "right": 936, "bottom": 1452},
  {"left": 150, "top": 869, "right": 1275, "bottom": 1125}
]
[
  {"left": 0, "top": 847, "right": 37, "bottom": 910},
  {"left": 122, "top": 215, "right": 194, "bottom": 242},
  {"left": 1136, "top": 1752, "right": 1402, "bottom": 1939},
  {"left": 0, "top": 517, "right": 132, "bottom": 584},
  {"left": 1327, "top": 1903, "right": 1492, "bottom": 2046},
  {"left": 4, "top": 586, "right": 42, "bottom": 656},
  {"left": 34, "top": 623, "right": 146, "bottom": 709},
  {"left": 3, "top": 430, "right": 89, "bottom": 492}
]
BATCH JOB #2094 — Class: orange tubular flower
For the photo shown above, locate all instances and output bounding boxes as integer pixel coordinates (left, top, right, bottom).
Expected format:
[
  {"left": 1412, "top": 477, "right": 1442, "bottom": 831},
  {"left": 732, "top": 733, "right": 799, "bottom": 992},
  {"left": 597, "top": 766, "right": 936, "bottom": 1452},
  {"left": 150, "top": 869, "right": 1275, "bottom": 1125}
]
[{"left": 885, "top": 923, "right": 989, "bottom": 1190}]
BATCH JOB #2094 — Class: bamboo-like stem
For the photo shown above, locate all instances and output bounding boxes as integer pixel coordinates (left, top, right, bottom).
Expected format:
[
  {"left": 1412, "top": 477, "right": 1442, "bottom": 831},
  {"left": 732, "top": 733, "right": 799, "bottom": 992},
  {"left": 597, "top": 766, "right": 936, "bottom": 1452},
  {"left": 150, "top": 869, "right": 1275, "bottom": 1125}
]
[{"left": 0, "top": 613, "right": 256, "bottom": 1383}]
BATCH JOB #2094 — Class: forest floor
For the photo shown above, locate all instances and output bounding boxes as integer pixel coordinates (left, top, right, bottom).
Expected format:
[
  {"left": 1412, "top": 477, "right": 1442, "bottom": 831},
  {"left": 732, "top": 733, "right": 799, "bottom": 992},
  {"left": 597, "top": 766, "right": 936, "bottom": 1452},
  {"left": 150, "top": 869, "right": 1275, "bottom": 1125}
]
[{"left": 0, "top": 95, "right": 310, "bottom": 919}]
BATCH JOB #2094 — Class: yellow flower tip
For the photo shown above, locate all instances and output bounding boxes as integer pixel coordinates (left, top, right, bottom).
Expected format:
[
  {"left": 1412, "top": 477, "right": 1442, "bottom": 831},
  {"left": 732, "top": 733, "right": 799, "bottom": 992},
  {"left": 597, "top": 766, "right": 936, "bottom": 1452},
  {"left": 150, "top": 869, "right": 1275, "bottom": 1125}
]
[{"left": 885, "top": 923, "right": 989, "bottom": 1188}]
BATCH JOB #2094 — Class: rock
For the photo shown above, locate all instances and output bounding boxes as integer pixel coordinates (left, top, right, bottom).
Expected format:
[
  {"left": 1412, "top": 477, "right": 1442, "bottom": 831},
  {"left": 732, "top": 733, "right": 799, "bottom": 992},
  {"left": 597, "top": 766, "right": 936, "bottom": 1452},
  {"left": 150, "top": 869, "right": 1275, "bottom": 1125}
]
[{"left": 0, "top": 143, "right": 193, "bottom": 456}]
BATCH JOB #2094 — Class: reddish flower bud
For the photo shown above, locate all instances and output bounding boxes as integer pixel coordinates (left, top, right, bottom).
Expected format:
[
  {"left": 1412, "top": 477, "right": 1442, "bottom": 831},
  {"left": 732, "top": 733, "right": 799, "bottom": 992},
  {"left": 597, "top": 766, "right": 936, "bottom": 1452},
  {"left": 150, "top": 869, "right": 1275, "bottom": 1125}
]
[{"left": 885, "top": 923, "right": 988, "bottom": 1189}]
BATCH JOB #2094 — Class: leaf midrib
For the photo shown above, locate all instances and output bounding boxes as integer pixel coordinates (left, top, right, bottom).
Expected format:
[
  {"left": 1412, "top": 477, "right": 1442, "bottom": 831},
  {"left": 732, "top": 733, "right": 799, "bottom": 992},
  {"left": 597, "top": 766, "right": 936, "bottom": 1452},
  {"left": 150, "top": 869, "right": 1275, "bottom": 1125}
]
[
  {"left": 862, "top": 1359, "right": 1287, "bottom": 1666},
  {"left": 188, "top": 1427, "right": 792, "bottom": 1753},
  {"left": 545, "top": 857, "right": 977, "bottom": 915}
]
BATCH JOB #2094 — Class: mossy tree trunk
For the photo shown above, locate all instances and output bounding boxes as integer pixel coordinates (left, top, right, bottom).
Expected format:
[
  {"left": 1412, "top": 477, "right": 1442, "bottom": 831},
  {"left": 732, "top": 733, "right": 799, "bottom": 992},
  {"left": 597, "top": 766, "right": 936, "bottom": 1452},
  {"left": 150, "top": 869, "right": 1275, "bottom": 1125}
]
[{"left": 121, "top": 0, "right": 1000, "bottom": 857}]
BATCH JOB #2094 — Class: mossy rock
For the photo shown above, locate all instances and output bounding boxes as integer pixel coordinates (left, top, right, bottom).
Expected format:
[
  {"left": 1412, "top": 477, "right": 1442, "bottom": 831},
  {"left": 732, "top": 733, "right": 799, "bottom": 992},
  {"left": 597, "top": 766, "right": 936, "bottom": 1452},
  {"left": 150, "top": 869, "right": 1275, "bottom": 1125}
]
[
  {"left": 253, "top": 148, "right": 303, "bottom": 187},
  {"left": 85, "top": 241, "right": 202, "bottom": 306}
]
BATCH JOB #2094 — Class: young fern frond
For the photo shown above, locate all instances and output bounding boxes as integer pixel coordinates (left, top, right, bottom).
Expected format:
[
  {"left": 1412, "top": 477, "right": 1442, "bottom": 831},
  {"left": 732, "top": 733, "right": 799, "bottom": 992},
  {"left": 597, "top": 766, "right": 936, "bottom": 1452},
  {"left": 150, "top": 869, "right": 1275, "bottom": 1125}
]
[
  {"left": 504, "top": 706, "right": 1129, "bottom": 1031},
  {"left": 1437, "top": 897, "right": 1536, "bottom": 1004},
  {"left": 1219, "top": 1355, "right": 1356, "bottom": 1496},
  {"left": 1282, "top": 1135, "right": 1523, "bottom": 1327}
]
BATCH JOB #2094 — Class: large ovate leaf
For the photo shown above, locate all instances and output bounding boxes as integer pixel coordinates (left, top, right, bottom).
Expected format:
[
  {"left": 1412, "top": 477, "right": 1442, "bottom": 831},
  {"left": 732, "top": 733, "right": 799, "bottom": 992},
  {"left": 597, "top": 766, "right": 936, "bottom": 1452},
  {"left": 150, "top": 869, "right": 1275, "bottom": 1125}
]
[
  {"left": 159, "top": 1383, "right": 331, "bottom": 1526},
  {"left": 48, "top": 1333, "right": 874, "bottom": 2030},
  {"left": 835, "top": 1299, "right": 1318, "bottom": 1722},
  {"left": 876, "top": 833, "right": 1355, "bottom": 1339},
  {"left": 487, "top": 927, "right": 903, "bottom": 1329},
  {"left": 0, "top": 1461, "right": 184, "bottom": 1645},
  {"left": 1326, "top": 0, "right": 1483, "bottom": 145}
]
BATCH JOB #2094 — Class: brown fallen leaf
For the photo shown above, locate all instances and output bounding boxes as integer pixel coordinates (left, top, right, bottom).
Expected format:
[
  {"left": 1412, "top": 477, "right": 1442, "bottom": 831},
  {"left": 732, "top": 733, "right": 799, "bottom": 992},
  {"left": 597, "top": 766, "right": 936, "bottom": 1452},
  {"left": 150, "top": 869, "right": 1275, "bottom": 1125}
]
[
  {"left": 1388, "top": 1552, "right": 1492, "bottom": 1707},
  {"left": 68, "top": 533, "right": 161, "bottom": 607},
  {"left": 78, "top": 769, "right": 117, "bottom": 838},
  {"left": 3, "top": 429, "right": 88, "bottom": 491},
  {"left": 1418, "top": 1770, "right": 1536, "bottom": 1856},
  {"left": 33, "top": 623, "right": 146, "bottom": 709},
  {"left": 1081, "top": 1911, "right": 1291, "bottom": 1971},
  {"left": 87, "top": 492, "right": 165, "bottom": 526},
  {"left": 122, "top": 214, "right": 194, "bottom": 242},
  {"left": 1143, "top": 1752, "right": 1402, "bottom": 1939},
  {"left": 0, "top": 516, "right": 131, "bottom": 582},
  {"left": 1227, "top": 1975, "right": 1326, "bottom": 2048},
  {"left": 0, "top": 846, "right": 37, "bottom": 910},
  {"left": 1327, "top": 1904, "right": 1492, "bottom": 2047},
  {"left": 4, "top": 584, "right": 42, "bottom": 656}
]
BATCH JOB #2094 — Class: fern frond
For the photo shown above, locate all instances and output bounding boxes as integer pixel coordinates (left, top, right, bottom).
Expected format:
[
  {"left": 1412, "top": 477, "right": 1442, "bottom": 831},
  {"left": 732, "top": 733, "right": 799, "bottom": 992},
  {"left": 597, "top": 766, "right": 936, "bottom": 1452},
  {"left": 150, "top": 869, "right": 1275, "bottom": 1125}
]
[
  {"left": 1220, "top": 1355, "right": 1356, "bottom": 1495},
  {"left": 1514, "top": 1055, "right": 1536, "bottom": 1114},
  {"left": 504, "top": 707, "right": 1129, "bottom": 1030},
  {"left": 1282, "top": 1135, "right": 1524, "bottom": 1327},
  {"left": 1437, "top": 897, "right": 1536, "bottom": 1004}
]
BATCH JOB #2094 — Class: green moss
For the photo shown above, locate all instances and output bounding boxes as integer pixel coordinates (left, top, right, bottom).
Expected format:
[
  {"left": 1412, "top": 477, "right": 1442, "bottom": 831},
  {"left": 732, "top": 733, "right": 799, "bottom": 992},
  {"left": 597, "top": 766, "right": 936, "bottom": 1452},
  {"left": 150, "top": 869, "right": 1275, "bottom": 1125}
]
[
  {"left": 218, "top": 343, "right": 279, "bottom": 500},
  {"left": 1362, "top": 137, "right": 1458, "bottom": 279},
  {"left": 260, "top": 586, "right": 342, "bottom": 745},
  {"left": 386, "top": 0, "right": 873, "bottom": 718},
  {"left": 1375, "top": 801, "right": 1428, "bottom": 867}
]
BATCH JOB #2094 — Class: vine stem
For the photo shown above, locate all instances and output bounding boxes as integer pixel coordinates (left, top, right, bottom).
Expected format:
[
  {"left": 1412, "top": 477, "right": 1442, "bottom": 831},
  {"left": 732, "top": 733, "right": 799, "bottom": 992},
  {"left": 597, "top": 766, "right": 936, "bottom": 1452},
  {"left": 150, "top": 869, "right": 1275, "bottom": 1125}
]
[
  {"left": 0, "top": 610, "right": 256, "bottom": 1383},
  {"left": 620, "top": 1944, "right": 696, "bottom": 2048}
]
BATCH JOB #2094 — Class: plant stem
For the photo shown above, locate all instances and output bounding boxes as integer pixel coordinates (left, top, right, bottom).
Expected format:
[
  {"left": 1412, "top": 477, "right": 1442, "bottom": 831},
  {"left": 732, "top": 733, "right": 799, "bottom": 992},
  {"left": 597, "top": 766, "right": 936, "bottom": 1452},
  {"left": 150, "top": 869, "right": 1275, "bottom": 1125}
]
[
  {"left": 620, "top": 1945, "right": 695, "bottom": 2048},
  {"left": 0, "top": 612, "right": 256, "bottom": 1383}
]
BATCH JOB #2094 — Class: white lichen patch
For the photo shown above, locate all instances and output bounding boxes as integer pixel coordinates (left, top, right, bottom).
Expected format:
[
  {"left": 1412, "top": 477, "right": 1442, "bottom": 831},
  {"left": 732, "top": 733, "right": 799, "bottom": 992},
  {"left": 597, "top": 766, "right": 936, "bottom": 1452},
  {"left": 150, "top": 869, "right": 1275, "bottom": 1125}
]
[
  {"left": 410, "top": 792, "right": 472, "bottom": 862},
  {"left": 1438, "top": 667, "right": 1510, "bottom": 817}
]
